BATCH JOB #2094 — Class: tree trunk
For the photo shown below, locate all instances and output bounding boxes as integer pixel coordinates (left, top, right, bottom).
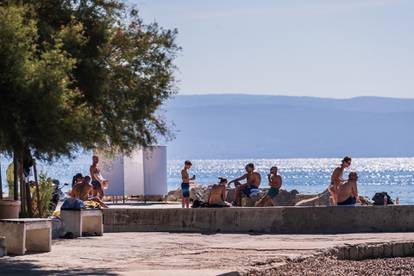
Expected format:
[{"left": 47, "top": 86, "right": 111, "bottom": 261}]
[
  {"left": 33, "top": 160, "right": 42, "bottom": 217},
  {"left": 18, "top": 154, "right": 27, "bottom": 217},
  {"left": 25, "top": 178, "right": 33, "bottom": 217}
]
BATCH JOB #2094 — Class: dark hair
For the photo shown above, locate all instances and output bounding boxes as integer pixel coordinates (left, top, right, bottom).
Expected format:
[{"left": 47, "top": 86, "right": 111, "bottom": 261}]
[
  {"left": 342, "top": 156, "right": 352, "bottom": 164},
  {"left": 246, "top": 163, "right": 255, "bottom": 170},
  {"left": 349, "top": 172, "right": 358, "bottom": 179},
  {"left": 184, "top": 160, "right": 192, "bottom": 166},
  {"left": 84, "top": 175, "right": 91, "bottom": 182},
  {"left": 218, "top": 177, "right": 227, "bottom": 184},
  {"left": 72, "top": 173, "right": 83, "bottom": 187}
]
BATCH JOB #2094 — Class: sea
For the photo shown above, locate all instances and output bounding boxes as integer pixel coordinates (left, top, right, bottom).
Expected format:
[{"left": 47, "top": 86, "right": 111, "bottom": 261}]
[{"left": 1, "top": 155, "right": 414, "bottom": 204}]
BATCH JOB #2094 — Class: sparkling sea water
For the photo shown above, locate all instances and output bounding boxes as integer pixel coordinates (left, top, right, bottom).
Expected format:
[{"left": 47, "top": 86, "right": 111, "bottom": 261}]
[{"left": 1, "top": 156, "right": 413, "bottom": 204}]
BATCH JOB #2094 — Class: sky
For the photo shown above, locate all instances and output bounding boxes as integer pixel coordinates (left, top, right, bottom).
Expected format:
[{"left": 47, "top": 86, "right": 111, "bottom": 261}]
[{"left": 129, "top": 0, "right": 414, "bottom": 99}]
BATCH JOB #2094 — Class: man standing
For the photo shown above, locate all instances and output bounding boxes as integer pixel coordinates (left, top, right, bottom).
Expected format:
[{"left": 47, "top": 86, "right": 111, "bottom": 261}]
[
  {"left": 329, "top": 156, "right": 352, "bottom": 205},
  {"left": 228, "top": 163, "right": 261, "bottom": 207},
  {"left": 90, "top": 155, "right": 108, "bottom": 200}
]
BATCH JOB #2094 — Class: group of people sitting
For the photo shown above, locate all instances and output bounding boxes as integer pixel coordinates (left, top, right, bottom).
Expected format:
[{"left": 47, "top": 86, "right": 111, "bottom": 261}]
[
  {"left": 182, "top": 161, "right": 283, "bottom": 208},
  {"left": 182, "top": 156, "right": 359, "bottom": 208},
  {"left": 68, "top": 155, "right": 109, "bottom": 209}
]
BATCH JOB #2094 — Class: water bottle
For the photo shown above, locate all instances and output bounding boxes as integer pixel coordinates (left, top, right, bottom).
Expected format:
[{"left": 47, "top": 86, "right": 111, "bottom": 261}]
[{"left": 383, "top": 195, "right": 388, "bottom": 206}]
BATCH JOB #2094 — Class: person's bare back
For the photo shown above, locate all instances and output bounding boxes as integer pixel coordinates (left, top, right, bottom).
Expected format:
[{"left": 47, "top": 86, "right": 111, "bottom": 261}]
[
  {"left": 337, "top": 172, "right": 359, "bottom": 205},
  {"left": 208, "top": 184, "right": 226, "bottom": 206},
  {"left": 71, "top": 182, "right": 92, "bottom": 201}
]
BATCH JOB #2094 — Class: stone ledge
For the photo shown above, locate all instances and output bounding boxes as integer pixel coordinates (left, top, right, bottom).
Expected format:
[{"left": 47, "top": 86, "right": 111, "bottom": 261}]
[{"left": 103, "top": 205, "right": 414, "bottom": 234}]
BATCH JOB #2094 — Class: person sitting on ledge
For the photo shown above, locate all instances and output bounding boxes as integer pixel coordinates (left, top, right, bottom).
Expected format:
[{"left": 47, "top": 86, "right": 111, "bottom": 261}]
[
  {"left": 329, "top": 156, "right": 352, "bottom": 205},
  {"left": 228, "top": 163, "right": 261, "bottom": 206},
  {"left": 255, "top": 166, "right": 282, "bottom": 207},
  {"left": 70, "top": 175, "right": 92, "bottom": 201},
  {"left": 336, "top": 172, "right": 360, "bottom": 206},
  {"left": 207, "top": 177, "right": 231, "bottom": 207},
  {"left": 70, "top": 176, "right": 108, "bottom": 208}
]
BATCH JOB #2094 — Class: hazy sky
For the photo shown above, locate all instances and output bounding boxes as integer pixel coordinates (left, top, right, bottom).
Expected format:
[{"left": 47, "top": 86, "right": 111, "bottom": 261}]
[{"left": 130, "top": 0, "right": 414, "bottom": 98}]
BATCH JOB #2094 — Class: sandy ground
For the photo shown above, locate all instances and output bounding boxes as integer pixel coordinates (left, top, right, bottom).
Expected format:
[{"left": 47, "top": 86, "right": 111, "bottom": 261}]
[{"left": 0, "top": 232, "right": 414, "bottom": 275}]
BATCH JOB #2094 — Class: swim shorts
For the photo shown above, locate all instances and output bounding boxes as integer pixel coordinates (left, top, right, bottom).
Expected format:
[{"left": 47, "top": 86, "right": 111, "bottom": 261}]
[
  {"left": 241, "top": 186, "right": 259, "bottom": 197},
  {"left": 91, "top": 180, "right": 101, "bottom": 189},
  {"left": 267, "top": 187, "right": 279, "bottom": 198},
  {"left": 181, "top": 183, "right": 190, "bottom": 198},
  {"left": 337, "top": 197, "right": 356, "bottom": 206}
]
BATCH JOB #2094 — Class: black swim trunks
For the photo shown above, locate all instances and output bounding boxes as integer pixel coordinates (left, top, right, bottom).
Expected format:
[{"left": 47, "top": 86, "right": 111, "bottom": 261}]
[{"left": 337, "top": 197, "right": 356, "bottom": 206}]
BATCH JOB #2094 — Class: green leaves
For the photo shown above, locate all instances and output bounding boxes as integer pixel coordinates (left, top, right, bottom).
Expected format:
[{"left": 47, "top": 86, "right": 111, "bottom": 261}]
[{"left": 0, "top": 1, "right": 179, "bottom": 160}]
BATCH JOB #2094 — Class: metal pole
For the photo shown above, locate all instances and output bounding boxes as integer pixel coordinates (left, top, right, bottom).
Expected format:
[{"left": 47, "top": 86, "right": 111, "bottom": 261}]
[{"left": 13, "top": 153, "right": 18, "bottom": 201}]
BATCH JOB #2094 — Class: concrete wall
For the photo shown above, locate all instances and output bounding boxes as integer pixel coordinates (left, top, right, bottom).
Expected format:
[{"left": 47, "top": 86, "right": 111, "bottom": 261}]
[{"left": 103, "top": 205, "right": 414, "bottom": 234}]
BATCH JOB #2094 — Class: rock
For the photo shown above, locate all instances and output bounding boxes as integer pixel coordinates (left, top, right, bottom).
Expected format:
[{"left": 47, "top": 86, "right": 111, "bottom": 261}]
[
  {"left": 273, "top": 189, "right": 299, "bottom": 206},
  {"left": 295, "top": 189, "right": 331, "bottom": 206},
  {"left": 190, "top": 184, "right": 210, "bottom": 202}
]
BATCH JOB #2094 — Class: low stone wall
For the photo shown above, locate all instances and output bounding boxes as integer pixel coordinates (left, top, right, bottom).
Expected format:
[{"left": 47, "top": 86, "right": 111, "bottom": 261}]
[
  {"left": 327, "top": 241, "right": 414, "bottom": 260},
  {"left": 103, "top": 205, "right": 414, "bottom": 234}
]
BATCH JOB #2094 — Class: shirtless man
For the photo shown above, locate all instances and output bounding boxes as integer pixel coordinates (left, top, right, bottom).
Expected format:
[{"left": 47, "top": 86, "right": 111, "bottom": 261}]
[
  {"left": 228, "top": 163, "right": 261, "bottom": 207},
  {"left": 71, "top": 176, "right": 108, "bottom": 208},
  {"left": 208, "top": 177, "right": 231, "bottom": 207},
  {"left": 329, "top": 156, "right": 352, "bottom": 205},
  {"left": 181, "top": 160, "right": 195, "bottom": 208},
  {"left": 256, "top": 166, "right": 282, "bottom": 207},
  {"left": 90, "top": 155, "right": 108, "bottom": 200},
  {"left": 337, "top": 172, "right": 360, "bottom": 206},
  {"left": 70, "top": 176, "right": 92, "bottom": 201}
]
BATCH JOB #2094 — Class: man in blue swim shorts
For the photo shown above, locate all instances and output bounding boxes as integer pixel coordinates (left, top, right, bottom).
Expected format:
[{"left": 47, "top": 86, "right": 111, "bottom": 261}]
[{"left": 181, "top": 160, "right": 195, "bottom": 208}]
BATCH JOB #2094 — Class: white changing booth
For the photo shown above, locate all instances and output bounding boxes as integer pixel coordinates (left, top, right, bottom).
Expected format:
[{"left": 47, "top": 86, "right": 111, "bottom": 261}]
[{"left": 98, "top": 146, "right": 167, "bottom": 197}]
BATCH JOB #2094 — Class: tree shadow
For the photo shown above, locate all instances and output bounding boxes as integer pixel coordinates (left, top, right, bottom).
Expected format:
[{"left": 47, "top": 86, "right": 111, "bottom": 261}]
[{"left": 0, "top": 258, "right": 118, "bottom": 275}]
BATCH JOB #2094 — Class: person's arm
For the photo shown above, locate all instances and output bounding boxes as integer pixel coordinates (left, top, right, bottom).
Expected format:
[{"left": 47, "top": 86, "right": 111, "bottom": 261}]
[
  {"left": 353, "top": 182, "right": 360, "bottom": 202},
  {"left": 228, "top": 174, "right": 247, "bottom": 185},
  {"left": 221, "top": 186, "right": 226, "bottom": 201}
]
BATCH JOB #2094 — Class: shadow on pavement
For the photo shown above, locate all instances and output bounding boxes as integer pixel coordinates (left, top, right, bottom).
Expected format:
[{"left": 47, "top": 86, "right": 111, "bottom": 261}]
[{"left": 0, "top": 258, "right": 118, "bottom": 276}]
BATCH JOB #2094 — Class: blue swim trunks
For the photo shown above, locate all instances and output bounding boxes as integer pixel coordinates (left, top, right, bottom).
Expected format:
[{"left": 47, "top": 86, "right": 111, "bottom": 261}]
[
  {"left": 267, "top": 187, "right": 279, "bottom": 198},
  {"left": 181, "top": 183, "right": 190, "bottom": 198},
  {"left": 241, "top": 186, "right": 259, "bottom": 197}
]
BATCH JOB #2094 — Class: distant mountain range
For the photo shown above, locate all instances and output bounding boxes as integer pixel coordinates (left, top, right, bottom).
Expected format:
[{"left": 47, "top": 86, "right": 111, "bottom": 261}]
[{"left": 164, "top": 94, "right": 414, "bottom": 159}]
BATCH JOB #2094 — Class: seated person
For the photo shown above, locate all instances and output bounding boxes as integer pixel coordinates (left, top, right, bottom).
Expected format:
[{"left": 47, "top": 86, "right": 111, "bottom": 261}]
[
  {"left": 336, "top": 172, "right": 360, "bottom": 206},
  {"left": 71, "top": 176, "right": 108, "bottom": 208},
  {"left": 228, "top": 163, "right": 261, "bottom": 206},
  {"left": 71, "top": 173, "right": 83, "bottom": 188},
  {"left": 256, "top": 166, "right": 282, "bottom": 207},
  {"left": 208, "top": 178, "right": 231, "bottom": 207},
  {"left": 70, "top": 176, "right": 92, "bottom": 201}
]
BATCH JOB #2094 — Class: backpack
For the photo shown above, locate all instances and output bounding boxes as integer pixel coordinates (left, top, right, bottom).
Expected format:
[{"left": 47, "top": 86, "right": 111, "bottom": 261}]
[
  {"left": 61, "top": 198, "right": 85, "bottom": 210},
  {"left": 372, "top": 192, "right": 394, "bottom": 205}
]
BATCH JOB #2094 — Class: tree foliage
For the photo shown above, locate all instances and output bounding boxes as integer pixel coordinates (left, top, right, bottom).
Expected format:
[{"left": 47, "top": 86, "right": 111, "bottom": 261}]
[{"left": 0, "top": 0, "right": 179, "bottom": 161}]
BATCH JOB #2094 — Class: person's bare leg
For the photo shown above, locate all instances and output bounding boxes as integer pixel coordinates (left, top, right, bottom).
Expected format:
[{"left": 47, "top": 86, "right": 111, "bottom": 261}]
[
  {"left": 185, "top": 198, "right": 190, "bottom": 208},
  {"left": 182, "top": 197, "right": 185, "bottom": 208},
  {"left": 255, "top": 195, "right": 267, "bottom": 207},
  {"left": 91, "top": 197, "right": 108, "bottom": 208}
]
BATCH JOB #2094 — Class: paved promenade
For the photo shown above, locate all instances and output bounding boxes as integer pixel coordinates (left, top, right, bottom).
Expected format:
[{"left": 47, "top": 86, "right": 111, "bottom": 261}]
[{"left": 1, "top": 232, "right": 414, "bottom": 275}]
